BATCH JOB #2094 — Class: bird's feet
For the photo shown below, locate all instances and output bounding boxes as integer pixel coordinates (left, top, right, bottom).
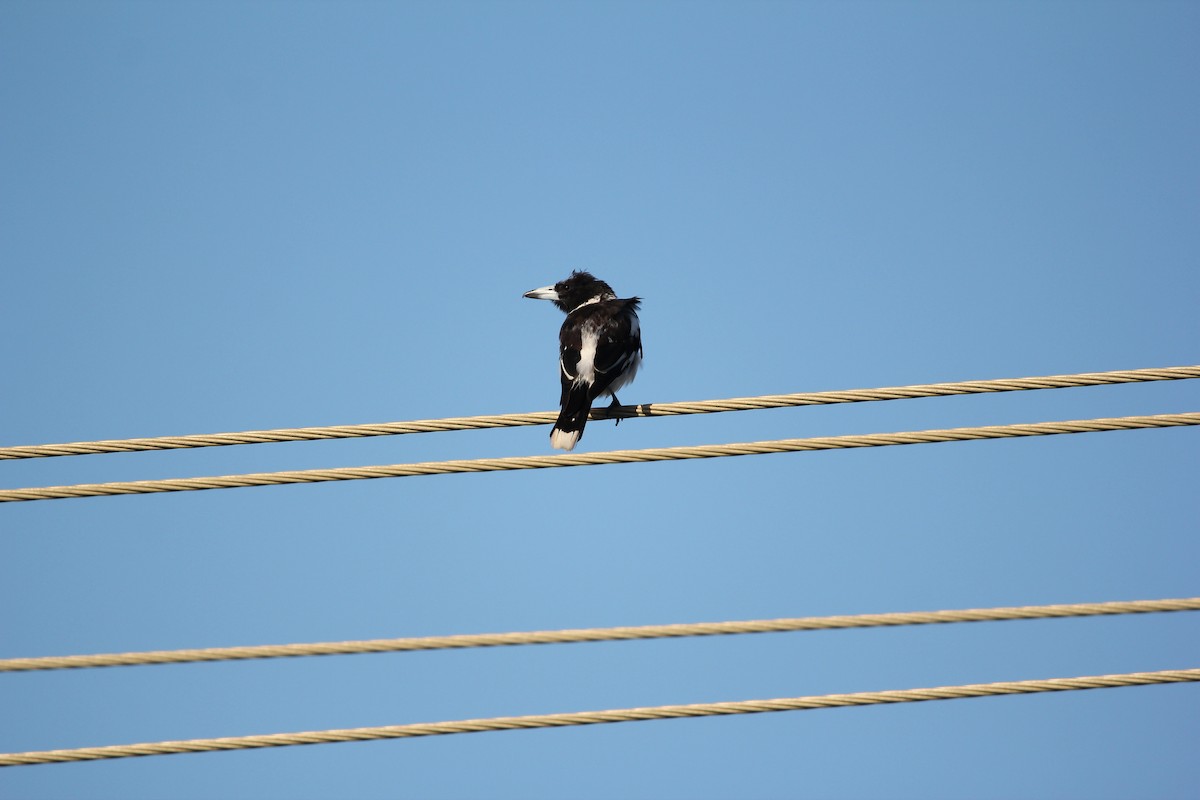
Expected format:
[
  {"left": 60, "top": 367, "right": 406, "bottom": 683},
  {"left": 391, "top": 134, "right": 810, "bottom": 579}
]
[{"left": 608, "top": 395, "right": 624, "bottom": 427}]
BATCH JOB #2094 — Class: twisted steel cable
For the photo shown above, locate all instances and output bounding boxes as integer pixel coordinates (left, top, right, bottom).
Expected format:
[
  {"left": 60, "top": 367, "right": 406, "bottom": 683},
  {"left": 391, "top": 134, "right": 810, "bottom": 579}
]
[
  {"left": 3, "top": 597, "right": 1197, "bottom": 672},
  {"left": 2, "top": 365, "right": 1196, "bottom": 460},
  {"left": 1, "top": 412, "right": 1197, "bottom": 503},
  {"left": 2, "top": 669, "right": 1196, "bottom": 766}
]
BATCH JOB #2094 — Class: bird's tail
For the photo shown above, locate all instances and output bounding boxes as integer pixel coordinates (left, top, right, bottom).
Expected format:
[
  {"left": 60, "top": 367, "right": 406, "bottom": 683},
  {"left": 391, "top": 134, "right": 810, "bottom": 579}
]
[{"left": 551, "top": 386, "right": 592, "bottom": 451}]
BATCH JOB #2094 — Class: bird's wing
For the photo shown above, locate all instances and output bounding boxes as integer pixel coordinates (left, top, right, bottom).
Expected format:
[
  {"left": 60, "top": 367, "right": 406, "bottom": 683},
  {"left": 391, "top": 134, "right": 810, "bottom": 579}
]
[
  {"left": 558, "top": 325, "right": 583, "bottom": 405},
  {"left": 593, "top": 299, "right": 642, "bottom": 376}
]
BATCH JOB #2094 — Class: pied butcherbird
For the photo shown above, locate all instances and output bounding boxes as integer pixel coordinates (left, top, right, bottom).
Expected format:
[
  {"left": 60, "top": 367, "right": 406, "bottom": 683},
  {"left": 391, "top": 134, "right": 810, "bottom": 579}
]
[{"left": 524, "top": 271, "right": 643, "bottom": 451}]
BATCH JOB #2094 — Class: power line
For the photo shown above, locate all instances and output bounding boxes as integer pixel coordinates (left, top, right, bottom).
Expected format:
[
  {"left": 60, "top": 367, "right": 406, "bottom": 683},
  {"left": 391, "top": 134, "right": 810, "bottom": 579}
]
[
  {"left": 3, "top": 596, "right": 1196, "bottom": 672},
  {"left": 2, "top": 365, "right": 1196, "bottom": 460},
  {"left": 1, "top": 412, "right": 1196, "bottom": 503},
  {"left": 2, "top": 668, "right": 1195, "bottom": 766}
]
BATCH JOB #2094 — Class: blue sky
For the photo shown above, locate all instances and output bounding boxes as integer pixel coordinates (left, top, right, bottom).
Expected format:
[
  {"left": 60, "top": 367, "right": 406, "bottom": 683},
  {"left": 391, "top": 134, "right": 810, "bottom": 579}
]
[{"left": 2, "top": 1, "right": 1198, "bottom": 797}]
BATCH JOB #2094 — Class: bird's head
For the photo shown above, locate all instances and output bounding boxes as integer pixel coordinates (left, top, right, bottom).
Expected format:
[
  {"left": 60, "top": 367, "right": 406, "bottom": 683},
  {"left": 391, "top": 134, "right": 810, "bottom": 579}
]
[{"left": 523, "top": 271, "right": 616, "bottom": 314}]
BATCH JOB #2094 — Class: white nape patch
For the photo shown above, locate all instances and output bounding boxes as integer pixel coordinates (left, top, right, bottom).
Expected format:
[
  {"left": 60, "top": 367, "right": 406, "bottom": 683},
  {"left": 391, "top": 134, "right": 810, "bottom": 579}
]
[
  {"left": 550, "top": 428, "right": 581, "bottom": 451},
  {"left": 568, "top": 293, "right": 611, "bottom": 313}
]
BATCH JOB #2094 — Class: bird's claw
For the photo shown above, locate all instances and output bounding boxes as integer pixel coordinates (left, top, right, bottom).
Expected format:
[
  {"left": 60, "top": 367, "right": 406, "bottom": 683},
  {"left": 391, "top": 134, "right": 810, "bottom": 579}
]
[{"left": 608, "top": 396, "right": 623, "bottom": 427}]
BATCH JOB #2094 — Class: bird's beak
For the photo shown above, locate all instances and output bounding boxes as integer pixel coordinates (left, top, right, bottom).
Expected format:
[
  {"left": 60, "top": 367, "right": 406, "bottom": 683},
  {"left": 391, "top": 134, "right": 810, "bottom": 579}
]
[{"left": 523, "top": 285, "right": 559, "bottom": 301}]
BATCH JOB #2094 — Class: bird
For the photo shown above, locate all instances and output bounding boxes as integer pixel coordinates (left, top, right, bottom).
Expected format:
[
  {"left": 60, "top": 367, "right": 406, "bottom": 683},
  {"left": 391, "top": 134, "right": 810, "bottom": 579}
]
[{"left": 524, "top": 271, "right": 643, "bottom": 451}]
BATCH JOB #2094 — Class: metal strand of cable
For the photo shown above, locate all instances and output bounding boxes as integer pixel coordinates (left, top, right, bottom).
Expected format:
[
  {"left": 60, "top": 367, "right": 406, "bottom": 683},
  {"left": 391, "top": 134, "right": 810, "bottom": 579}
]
[
  {"left": 2, "top": 365, "right": 1197, "bottom": 460},
  {"left": 1, "top": 412, "right": 1197, "bottom": 503},
  {"left": 2, "top": 669, "right": 1196, "bottom": 766},
  {"left": 3, "top": 597, "right": 1197, "bottom": 673}
]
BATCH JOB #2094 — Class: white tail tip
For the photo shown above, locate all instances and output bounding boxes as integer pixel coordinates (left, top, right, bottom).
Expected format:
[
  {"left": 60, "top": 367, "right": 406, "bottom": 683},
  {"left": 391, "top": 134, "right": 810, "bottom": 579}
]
[{"left": 550, "top": 428, "right": 580, "bottom": 451}]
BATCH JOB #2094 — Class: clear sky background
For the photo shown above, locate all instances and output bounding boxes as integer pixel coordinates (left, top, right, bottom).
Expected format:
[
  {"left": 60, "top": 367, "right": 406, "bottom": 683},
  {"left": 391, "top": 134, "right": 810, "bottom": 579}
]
[{"left": 2, "top": 2, "right": 1198, "bottom": 798}]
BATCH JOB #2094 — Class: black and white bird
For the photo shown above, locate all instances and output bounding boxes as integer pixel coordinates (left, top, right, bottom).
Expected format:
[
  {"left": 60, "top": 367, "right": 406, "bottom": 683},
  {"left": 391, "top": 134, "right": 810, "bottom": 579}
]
[{"left": 524, "top": 271, "right": 643, "bottom": 451}]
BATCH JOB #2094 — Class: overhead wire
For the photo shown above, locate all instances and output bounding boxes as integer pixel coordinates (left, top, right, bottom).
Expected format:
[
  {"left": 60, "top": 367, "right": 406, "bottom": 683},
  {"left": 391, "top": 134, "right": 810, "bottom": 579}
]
[
  {"left": 3, "top": 367, "right": 1197, "bottom": 768},
  {"left": 2, "top": 669, "right": 1196, "bottom": 766},
  {"left": 1, "top": 412, "right": 1197, "bottom": 502},
  {"left": 2, "top": 365, "right": 1197, "bottom": 460},
  {"left": 3, "top": 596, "right": 1197, "bottom": 672}
]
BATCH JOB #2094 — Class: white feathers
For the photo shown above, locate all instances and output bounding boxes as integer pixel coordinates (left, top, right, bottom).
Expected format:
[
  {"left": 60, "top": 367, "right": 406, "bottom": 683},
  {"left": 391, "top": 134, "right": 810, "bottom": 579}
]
[
  {"left": 550, "top": 427, "right": 581, "bottom": 450},
  {"left": 568, "top": 293, "right": 609, "bottom": 313},
  {"left": 575, "top": 328, "right": 599, "bottom": 385}
]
